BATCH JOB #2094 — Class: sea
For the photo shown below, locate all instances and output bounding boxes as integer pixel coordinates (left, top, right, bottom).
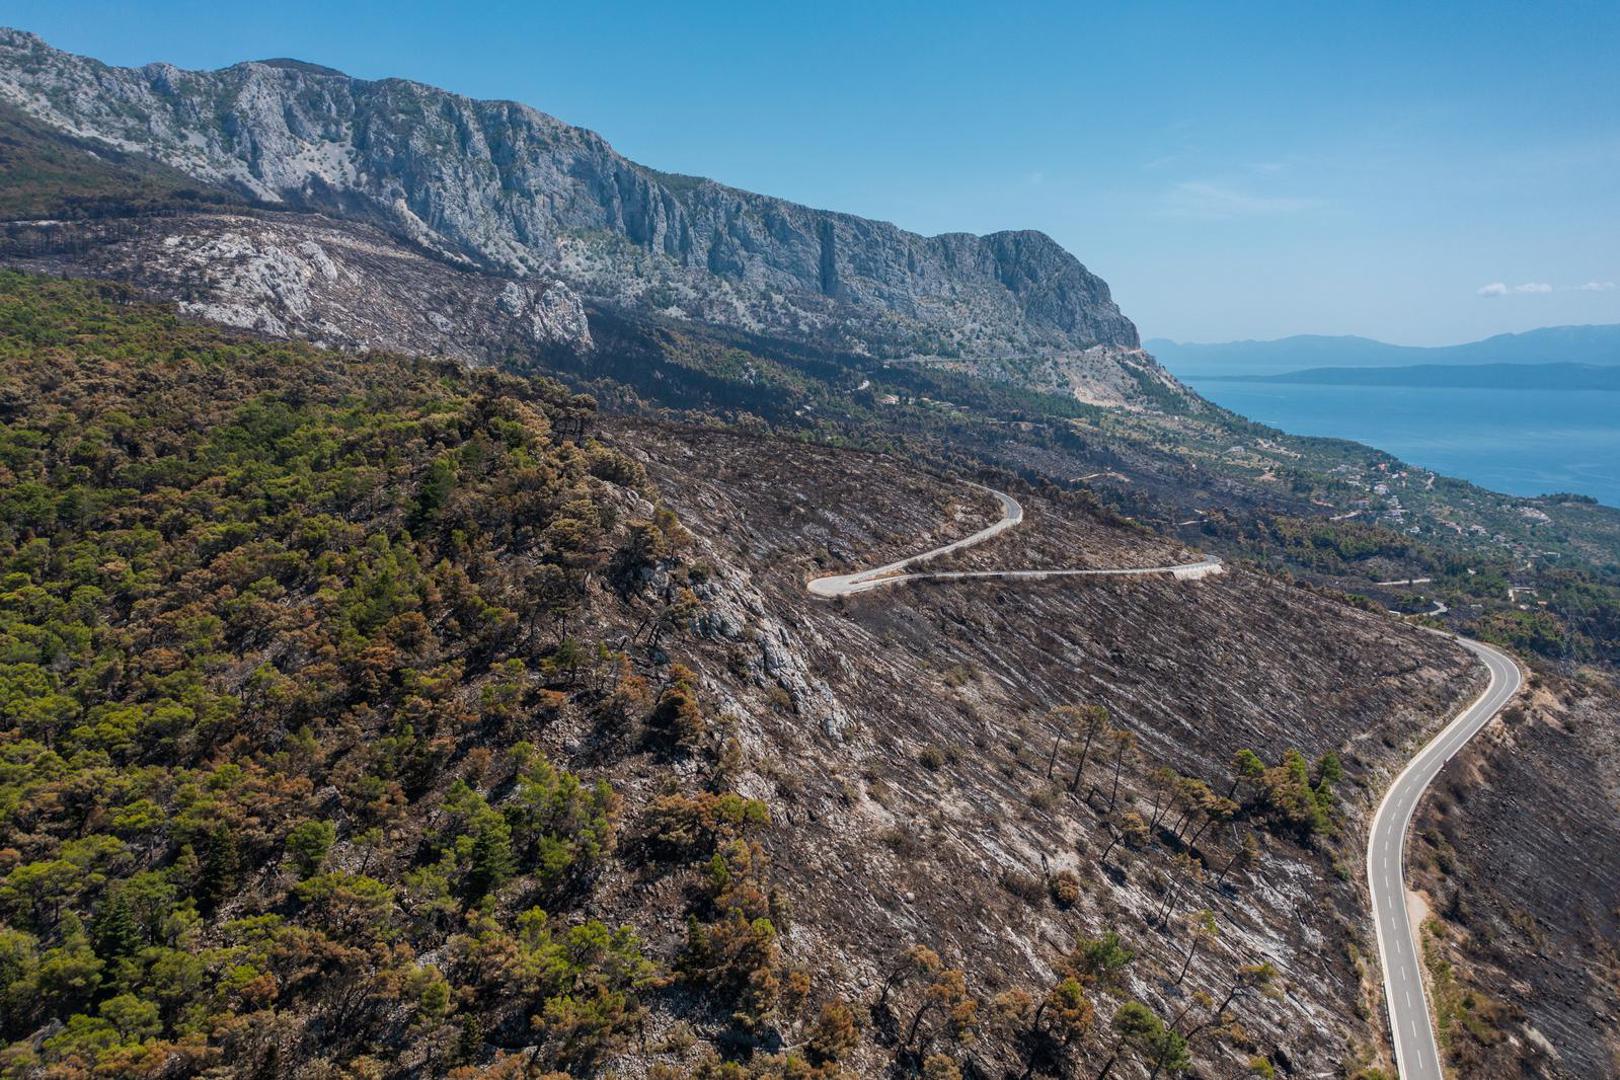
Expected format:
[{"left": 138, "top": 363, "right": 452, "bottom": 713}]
[{"left": 1179, "top": 378, "right": 1620, "bottom": 509}]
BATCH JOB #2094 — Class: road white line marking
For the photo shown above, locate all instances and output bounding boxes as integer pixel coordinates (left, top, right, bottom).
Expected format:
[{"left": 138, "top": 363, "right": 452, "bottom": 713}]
[{"left": 1368, "top": 637, "right": 1521, "bottom": 1080}]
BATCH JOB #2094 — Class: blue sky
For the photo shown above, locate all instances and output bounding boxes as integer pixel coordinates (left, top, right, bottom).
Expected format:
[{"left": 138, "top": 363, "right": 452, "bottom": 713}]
[{"left": 7, "top": 0, "right": 1618, "bottom": 344}]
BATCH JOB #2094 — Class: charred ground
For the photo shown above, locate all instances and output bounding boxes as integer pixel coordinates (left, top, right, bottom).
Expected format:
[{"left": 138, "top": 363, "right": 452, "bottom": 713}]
[
  {"left": 621, "top": 420, "right": 1481, "bottom": 1076},
  {"left": 1408, "top": 665, "right": 1620, "bottom": 1078}
]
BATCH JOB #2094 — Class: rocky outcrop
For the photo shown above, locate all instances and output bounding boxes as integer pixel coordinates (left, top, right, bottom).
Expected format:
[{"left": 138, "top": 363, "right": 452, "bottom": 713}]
[
  {"left": 0, "top": 27, "right": 1137, "bottom": 362},
  {"left": 0, "top": 210, "right": 592, "bottom": 360}
]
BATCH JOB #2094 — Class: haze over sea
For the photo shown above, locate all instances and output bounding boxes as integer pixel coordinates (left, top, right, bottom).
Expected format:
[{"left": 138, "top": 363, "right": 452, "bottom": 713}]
[{"left": 1180, "top": 377, "right": 1620, "bottom": 509}]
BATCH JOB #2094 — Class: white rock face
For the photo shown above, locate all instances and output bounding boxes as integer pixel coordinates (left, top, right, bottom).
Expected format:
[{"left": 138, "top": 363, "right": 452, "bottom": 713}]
[
  {"left": 172, "top": 231, "right": 344, "bottom": 329},
  {"left": 689, "top": 574, "right": 853, "bottom": 741},
  {"left": 499, "top": 281, "right": 594, "bottom": 348},
  {"left": 297, "top": 240, "right": 341, "bottom": 283}
]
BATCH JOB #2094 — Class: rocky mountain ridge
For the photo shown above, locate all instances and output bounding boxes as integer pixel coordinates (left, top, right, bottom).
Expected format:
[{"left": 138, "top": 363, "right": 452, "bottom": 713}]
[{"left": 0, "top": 27, "right": 1140, "bottom": 366}]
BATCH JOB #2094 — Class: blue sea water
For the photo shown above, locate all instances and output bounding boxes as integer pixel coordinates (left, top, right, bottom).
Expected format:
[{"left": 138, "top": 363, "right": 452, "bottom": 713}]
[{"left": 1180, "top": 378, "right": 1620, "bottom": 509}]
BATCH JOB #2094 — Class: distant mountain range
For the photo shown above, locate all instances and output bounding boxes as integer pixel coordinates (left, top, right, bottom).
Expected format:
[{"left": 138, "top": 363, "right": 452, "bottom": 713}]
[
  {"left": 1146, "top": 324, "right": 1620, "bottom": 376},
  {"left": 1202, "top": 360, "right": 1620, "bottom": 391}
]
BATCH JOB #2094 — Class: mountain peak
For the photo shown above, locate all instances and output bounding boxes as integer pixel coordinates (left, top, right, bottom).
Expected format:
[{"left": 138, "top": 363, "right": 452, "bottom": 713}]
[{"left": 245, "top": 57, "right": 351, "bottom": 78}]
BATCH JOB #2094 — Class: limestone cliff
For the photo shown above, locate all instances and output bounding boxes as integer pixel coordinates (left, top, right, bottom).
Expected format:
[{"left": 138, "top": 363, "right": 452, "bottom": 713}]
[{"left": 0, "top": 27, "right": 1137, "bottom": 364}]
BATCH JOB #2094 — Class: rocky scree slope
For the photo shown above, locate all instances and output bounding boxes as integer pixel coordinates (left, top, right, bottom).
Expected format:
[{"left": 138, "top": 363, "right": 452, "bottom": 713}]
[
  {"left": 1, "top": 208, "right": 595, "bottom": 360},
  {"left": 0, "top": 27, "right": 1141, "bottom": 370}
]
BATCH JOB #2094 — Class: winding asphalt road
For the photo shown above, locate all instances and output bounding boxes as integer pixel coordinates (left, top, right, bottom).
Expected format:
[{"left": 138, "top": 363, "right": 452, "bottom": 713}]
[
  {"left": 806, "top": 484, "right": 1222, "bottom": 597},
  {"left": 806, "top": 481, "right": 1522, "bottom": 1078},
  {"left": 1368, "top": 636, "right": 1521, "bottom": 1080}
]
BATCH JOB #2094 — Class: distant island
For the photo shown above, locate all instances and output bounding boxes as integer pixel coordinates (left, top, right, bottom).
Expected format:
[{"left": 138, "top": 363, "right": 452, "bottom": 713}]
[
  {"left": 1148, "top": 324, "right": 1620, "bottom": 376},
  {"left": 1200, "top": 361, "right": 1620, "bottom": 391}
]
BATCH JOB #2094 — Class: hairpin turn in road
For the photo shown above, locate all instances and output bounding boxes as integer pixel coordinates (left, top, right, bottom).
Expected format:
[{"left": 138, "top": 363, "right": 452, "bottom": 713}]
[{"left": 806, "top": 485, "right": 1221, "bottom": 598}]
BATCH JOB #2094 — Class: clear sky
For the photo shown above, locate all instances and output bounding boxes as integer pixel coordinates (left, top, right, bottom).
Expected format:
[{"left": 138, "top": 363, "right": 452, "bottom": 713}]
[{"left": 6, "top": 1, "right": 1618, "bottom": 345}]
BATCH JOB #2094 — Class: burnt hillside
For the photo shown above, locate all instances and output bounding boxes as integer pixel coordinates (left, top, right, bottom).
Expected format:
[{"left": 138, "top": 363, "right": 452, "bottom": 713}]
[
  {"left": 623, "top": 420, "right": 1479, "bottom": 1076},
  {"left": 1410, "top": 667, "right": 1620, "bottom": 1078}
]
